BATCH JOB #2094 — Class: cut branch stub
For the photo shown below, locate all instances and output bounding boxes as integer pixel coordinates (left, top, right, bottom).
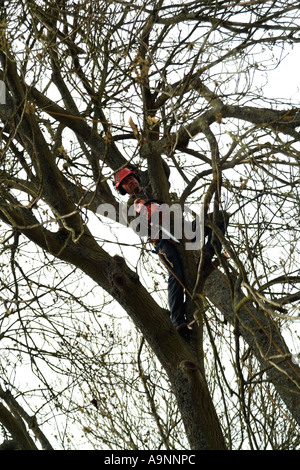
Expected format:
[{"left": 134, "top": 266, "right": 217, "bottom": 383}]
[
  {"left": 112, "top": 273, "right": 126, "bottom": 289},
  {"left": 111, "top": 255, "right": 126, "bottom": 290}
]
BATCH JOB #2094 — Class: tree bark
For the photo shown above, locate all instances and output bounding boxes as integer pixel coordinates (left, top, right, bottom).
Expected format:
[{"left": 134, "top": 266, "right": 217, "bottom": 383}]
[{"left": 0, "top": 402, "right": 38, "bottom": 450}]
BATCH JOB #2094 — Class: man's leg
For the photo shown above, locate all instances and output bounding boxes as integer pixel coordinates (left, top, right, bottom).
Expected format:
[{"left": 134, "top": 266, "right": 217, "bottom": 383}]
[{"left": 158, "top": 240, "right": 186, "bottom": 328}]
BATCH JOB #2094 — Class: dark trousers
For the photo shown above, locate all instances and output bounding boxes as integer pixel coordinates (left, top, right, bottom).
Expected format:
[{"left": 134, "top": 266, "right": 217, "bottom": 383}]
[
  {"left": 158, "top": 239, "right": 186, "bottom": 327},
  {"left": 157, "top": 210, "right": 229, "bottom": 327}
]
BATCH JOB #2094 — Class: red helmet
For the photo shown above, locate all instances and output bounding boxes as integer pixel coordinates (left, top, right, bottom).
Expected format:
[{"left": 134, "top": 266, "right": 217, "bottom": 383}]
[{"left": 113, "top": 168, "right": 137, "bottom": 194}]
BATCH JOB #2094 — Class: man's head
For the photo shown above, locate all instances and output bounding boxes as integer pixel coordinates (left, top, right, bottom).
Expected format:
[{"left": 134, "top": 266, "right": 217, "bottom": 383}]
[{"left": 113, "top": 168, "right": 141, "bottom": 196}]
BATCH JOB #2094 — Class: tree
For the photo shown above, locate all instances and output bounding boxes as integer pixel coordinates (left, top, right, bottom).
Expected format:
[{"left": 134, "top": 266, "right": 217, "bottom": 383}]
[{"left": 0, "top": 0, "right": 299, "bottom": 450}]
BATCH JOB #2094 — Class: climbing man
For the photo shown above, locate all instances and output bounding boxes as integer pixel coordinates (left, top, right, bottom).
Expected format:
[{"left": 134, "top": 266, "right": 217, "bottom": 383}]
[{"left": 113, "top": 167, "right": 228, "bottom": 338}]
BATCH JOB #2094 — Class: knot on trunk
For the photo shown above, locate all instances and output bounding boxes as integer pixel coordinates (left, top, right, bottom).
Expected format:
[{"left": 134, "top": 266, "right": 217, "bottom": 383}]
[
  {"left": 112, "top": 255, "right": 125, "bottom": 265},
  {"left": 110, "top": 254, "right": 139, "bottom": 291},
  {"left": 179, "top": 360, "right": 198, "bottom": 374},
  {"left": 111, "top": 255, "right": 126, "bottom": 289},
  {"left": 112, "top": 273, "right": 126, "bottom": 289}
]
